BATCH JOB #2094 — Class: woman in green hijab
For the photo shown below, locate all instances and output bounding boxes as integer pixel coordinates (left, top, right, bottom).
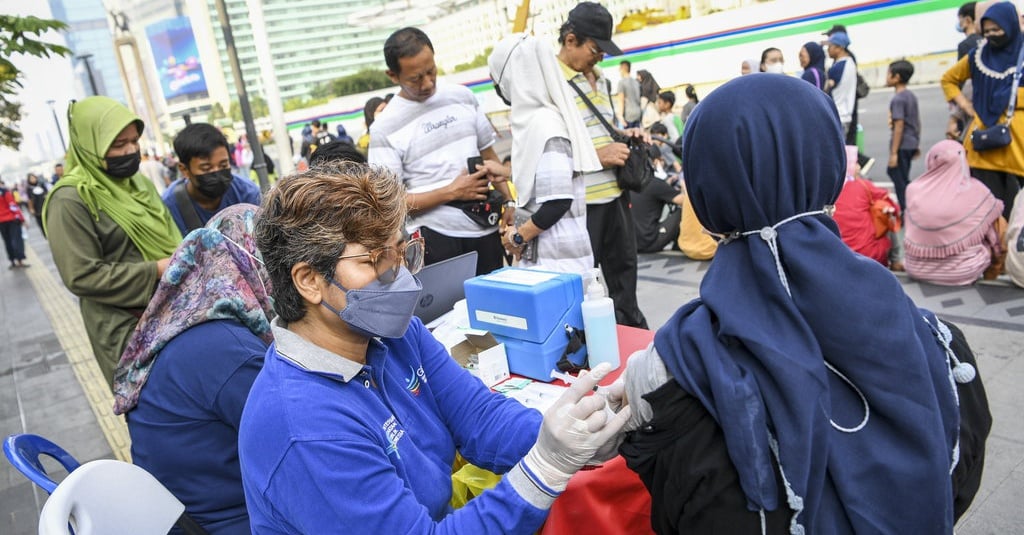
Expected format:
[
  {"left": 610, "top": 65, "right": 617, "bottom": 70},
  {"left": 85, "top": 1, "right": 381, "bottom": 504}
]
[{"left": 44, "top": 96, "right": 182, "bottom": 387}]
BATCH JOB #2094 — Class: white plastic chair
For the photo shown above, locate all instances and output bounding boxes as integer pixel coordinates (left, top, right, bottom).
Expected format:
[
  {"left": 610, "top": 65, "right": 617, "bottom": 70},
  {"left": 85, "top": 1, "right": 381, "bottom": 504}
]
[{"left": 38, "top": 459, "right": 185, "bottom": 535}]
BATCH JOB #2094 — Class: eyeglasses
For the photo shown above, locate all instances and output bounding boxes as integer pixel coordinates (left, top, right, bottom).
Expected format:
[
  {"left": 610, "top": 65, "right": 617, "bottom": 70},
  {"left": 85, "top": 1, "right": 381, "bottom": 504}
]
[
  {"left": 587, "top": 44, "right": 604, "bottom": 59},
  {"left": 337, "top": 237, "right": 425, "bottom": 283}
]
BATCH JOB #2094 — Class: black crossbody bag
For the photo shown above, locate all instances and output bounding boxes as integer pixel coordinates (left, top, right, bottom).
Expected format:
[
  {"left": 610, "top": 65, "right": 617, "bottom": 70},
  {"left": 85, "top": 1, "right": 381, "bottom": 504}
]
[
  {"left": 971, "top": 43, "right": 1024, "bottom": 151},
  {"left": 568, "top": 80, "right": 654, "bottom": 193}
]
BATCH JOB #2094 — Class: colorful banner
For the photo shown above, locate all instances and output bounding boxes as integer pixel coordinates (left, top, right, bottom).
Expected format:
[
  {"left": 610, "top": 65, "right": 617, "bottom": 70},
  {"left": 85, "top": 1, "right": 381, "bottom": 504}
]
[{"left": 145, "top": 17, "right": 208, "bottom": 100}]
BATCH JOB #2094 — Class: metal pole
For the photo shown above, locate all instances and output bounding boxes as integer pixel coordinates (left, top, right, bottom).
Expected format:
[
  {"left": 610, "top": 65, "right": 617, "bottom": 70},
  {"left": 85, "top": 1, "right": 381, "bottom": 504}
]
[
  {"left": 77, "top": 54, "right": 99, "bottom": 96},
  {"left": 46, "top": 100, "right": 67, "bottom": 153},
  {"left": 245, "top": 0, "right": 293, "bottom": 177},
  {"left": 213, "top": 0, "right": 270, "bottom": 192}
]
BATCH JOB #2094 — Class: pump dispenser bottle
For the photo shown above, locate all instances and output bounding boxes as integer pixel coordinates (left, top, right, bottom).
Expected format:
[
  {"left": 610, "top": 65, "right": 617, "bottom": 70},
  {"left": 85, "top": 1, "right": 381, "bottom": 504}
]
[{"left": 581, "top": 269, "right": 620, "bottom": 371}]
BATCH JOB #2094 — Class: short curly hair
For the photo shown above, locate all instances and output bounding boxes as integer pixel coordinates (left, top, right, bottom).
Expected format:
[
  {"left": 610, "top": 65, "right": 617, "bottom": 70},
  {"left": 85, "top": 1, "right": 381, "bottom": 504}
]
[{"left": 255, "top": 163, "right": 406, "bottom": 322}]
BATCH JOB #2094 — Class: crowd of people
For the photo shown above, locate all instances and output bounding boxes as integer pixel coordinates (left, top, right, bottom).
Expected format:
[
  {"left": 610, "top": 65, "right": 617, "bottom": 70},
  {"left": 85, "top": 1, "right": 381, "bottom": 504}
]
[{"left": 5, "top": 1, "right": 1018, "bottom": 534}]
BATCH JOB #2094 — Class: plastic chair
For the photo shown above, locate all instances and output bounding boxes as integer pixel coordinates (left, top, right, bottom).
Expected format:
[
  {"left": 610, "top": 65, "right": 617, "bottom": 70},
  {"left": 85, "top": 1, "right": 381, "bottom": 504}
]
[
  {"left": 3, "top": 434, "right": 81, "bottom": 494},
  {"left": 38, "top": 459, "right": 186, "bottom": 535}
]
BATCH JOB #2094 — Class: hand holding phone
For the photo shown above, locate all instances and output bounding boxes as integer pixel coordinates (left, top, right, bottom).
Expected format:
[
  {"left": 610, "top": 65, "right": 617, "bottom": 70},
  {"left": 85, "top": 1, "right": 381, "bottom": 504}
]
[{"left": 467, "top": 156, "right": 485, "bottom": 175}]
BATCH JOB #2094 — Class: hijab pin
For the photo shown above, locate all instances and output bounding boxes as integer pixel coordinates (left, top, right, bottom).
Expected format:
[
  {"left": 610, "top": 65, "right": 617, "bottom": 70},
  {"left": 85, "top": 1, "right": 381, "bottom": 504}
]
[{"left": 823, "top": 204, "right": 836, "bottom": 217}]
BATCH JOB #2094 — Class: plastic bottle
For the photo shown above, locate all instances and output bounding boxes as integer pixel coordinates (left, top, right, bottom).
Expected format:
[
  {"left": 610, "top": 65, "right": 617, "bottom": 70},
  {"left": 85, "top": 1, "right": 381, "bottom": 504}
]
[{"left": 581, "top": 270, "right": 620, "bottom": 371}]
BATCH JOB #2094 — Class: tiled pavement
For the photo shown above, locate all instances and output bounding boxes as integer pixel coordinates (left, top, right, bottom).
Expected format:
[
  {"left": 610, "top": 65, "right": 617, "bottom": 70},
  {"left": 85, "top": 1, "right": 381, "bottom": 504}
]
[{"left": 1, "top": 226, "right": 1021, "bottom": 533}]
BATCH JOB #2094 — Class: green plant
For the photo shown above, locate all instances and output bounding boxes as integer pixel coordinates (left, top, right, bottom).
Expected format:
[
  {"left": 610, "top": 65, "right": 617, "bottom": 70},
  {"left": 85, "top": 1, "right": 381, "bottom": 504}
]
[{"left": 0, "top": 15, "right": 70, "bottom": 149}]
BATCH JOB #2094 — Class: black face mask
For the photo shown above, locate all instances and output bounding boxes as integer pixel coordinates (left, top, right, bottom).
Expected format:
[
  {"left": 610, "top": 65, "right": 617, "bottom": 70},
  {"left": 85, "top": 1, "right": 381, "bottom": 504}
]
[
  {"left": 192, "top": 169, "right": 233, "bottom": 199},
  {"left": 988, "top": 33, "right": 1012, "bottom": 49},
  {"left": 104, "top": 151, "right": 141, "bottom": 179}
]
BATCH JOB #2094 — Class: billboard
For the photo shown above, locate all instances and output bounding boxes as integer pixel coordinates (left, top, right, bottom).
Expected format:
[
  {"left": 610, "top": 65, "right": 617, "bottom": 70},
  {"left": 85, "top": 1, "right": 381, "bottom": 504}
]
[{"left": 146, "top": 17, "right": 208, "bottom": 100}]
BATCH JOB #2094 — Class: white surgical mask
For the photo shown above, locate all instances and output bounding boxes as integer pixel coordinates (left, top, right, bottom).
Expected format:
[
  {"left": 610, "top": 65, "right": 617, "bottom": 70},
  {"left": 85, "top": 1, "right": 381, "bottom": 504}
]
[{"left": 766, "top": 62, "right": 785, "bottom": 74}]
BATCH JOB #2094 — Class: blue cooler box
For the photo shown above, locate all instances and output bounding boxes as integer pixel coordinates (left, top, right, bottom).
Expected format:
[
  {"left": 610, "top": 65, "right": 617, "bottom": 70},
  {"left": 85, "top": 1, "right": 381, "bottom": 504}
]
[{"left": 464, "top": 268, "right": 587, "bottom": 381}]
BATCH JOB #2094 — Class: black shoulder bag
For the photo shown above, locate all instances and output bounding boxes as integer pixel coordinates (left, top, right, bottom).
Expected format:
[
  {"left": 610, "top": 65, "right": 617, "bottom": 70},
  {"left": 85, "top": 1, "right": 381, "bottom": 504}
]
[
  {"left": 971, "top": 43, "right": 1024, "bottom": 151},
  {"left": 568, "top": 80, "right": 654, "bottom": 193}
]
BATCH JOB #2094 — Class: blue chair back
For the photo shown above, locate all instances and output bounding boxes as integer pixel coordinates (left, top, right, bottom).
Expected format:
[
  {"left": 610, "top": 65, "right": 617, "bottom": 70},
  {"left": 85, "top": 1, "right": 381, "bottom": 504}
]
[{"left": 3, "top": 434, "right": 82, "bottom": 494}]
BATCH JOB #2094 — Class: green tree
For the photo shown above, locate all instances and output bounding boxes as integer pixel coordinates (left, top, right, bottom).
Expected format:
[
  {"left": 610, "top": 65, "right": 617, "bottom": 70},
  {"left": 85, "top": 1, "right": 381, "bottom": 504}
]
[
  {"left": 227, "top": 95, "right": 269, "bottom": 122},
  {"left": 0, "top": 15, "right": 70, "bottom": 150},
  {"left": 312, "top": 68, "right": 392, "bottom": 99},
  {"left": 208, "top": 101, "right": 226, "bottom": 121},
  {"left": 452, "top": 47, "right": 492, "bottom": 73}
]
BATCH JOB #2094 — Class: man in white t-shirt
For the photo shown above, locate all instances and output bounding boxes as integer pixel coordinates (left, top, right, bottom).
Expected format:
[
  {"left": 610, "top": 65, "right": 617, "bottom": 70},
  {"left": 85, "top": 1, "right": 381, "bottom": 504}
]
[
  {"left": 369, "top": 27, "right": 514, "bottom": 275},
  {"left": 825, "top": 32, "right": 857, "bottom": 133}
]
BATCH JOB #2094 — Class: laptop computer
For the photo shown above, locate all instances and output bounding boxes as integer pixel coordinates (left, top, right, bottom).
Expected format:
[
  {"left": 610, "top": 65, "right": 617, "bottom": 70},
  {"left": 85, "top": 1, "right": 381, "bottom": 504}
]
[{"left": 414, "top": 251, "right": 478, "bottom": 325}]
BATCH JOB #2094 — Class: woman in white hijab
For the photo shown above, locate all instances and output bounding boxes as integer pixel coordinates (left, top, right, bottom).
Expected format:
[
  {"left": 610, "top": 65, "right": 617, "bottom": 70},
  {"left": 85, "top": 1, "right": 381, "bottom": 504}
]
[{"left": 489, "top": 34, "right": 602, "bottom": 274}]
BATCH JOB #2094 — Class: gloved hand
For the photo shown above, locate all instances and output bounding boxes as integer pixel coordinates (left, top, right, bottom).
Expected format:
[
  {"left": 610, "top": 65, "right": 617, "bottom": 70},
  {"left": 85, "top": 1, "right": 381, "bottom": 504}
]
[
  {"left": 521, "top": 363, "right": 632, "bottom": 493},
  {"left": 589, "top": 376, "right": 628, "bottom": 464},
  {"left": 596, "top": 376, "right": 626, "bottom": 413}
]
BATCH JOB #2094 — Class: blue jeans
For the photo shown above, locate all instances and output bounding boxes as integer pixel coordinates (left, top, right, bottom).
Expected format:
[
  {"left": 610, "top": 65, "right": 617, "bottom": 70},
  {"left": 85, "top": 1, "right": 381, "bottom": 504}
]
[{"left": 886, "top": 148, "right": 916, "bottom": 212}]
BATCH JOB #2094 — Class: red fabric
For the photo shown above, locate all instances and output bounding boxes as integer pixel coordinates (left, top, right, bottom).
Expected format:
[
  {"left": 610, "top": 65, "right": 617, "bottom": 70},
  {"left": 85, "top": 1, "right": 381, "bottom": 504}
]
[
  {"left": 0, "top": 189, "right": 23, "bottom": 223},
  {"left": 834, "top": 179, "right": 895, "bottom": 265},
  {"left": 540, "top": 326, "right": 656, "bottom": 535},
  {"left": 542, "top": 456, "right": 655, "bottom": 535}
]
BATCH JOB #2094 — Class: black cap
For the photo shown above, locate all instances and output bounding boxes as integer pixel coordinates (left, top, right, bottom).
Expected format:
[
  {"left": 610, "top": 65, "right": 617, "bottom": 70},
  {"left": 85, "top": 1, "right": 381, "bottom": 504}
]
[
  {"left": 822, "top": 24, "right": 847, "bottom": 36},
  {"left": 567, "top": 2, "right": 623, "bottom": 56}
]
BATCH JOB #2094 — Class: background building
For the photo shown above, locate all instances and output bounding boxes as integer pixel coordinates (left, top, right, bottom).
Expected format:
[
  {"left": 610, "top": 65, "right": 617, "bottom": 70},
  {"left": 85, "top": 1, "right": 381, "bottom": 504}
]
[
  {"left": 46, "top": 0, "right": 125, "bottom": 102},
  {"left": 193, "top": 0, "right": 396, "bottom": 104}
]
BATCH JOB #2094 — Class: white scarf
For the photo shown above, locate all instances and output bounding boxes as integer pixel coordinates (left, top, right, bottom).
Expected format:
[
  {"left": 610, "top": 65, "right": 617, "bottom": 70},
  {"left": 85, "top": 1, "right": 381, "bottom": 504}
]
[{"left": 488, "top": 34, "right": 602, "bottom": 207}]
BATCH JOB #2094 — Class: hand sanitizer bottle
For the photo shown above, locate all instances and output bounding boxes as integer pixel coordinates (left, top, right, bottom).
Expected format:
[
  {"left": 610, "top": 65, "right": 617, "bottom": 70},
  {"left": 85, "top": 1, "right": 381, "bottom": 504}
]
[{"left": 581, "top": 270, "right": 620, "bottom": 371}]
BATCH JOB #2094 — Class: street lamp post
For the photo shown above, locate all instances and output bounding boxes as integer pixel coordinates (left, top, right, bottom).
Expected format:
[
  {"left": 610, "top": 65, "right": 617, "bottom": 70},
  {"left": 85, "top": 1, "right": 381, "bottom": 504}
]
[
  {"left": 75, "top": 54, "right": 99, "bottom": 96},
  {"left": 46, "top": 100, "right": 67, "bottom": 154}
]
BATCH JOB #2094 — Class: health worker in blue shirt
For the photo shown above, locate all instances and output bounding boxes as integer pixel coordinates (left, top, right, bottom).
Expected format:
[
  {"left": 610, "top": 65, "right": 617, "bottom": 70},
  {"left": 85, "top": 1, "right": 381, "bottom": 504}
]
[
  {"left": 162, "top": 123, "right": 262, "bottom": 236},
  {"left": 240, "top": 162, "right": 631, "bottom": 534}
]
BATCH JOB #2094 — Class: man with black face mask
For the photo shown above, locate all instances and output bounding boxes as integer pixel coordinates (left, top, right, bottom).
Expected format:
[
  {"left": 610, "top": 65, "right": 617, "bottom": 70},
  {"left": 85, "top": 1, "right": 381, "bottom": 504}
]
[{"left": 162, "top": 123, "right": 262, "bottom": 235}]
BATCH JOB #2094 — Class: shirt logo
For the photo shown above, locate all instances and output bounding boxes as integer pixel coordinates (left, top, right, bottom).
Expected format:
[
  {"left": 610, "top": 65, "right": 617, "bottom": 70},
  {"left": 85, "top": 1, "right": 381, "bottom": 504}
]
[
  {"left": 405, "top": 365, "right": 425, "bottom": 396},
  {"left": 422, "top": 115, "right": 457, "bottom": 134},
  {"left": 382, "top": 415, "right": 405, "bottom": 458}
]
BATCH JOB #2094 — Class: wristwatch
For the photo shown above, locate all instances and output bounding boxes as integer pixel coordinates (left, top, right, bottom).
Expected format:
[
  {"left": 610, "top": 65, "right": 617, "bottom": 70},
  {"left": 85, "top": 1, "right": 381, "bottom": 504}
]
[
  {"left": 504, "top": 200, "right": 517, "bottom": 210},
  {"left": 512, "top": 232, "right": 525, "bottom": 248}
]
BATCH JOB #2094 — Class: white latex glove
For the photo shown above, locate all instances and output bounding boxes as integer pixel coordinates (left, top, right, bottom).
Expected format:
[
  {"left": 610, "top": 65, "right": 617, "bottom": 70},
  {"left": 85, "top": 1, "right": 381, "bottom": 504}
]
[
  {"left": 596, "top": 377, "right": 626, "bottom": 413},
  {"left": 589, "top": 376, "right": 628, "bottom": 464},
  {"left": 521, "top": 363, "right": 632, "bottom": 492}
]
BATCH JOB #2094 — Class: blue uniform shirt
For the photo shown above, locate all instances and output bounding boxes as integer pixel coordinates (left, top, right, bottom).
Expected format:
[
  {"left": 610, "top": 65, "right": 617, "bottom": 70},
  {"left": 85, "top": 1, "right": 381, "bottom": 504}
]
[
  {"left": 239, "top": 317, "right": 547, "bottom": 534},
  {"left": 161, "top": 175, "right": 262, "bottom": 235},
  {"left": 127, "top": 320, "right": 268, "bottom": 535}
]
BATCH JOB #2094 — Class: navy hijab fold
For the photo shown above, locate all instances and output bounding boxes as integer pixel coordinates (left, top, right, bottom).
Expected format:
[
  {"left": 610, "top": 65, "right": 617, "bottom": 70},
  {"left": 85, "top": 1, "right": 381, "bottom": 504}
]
[
  {"left": 656, "top": 74, "right": 959, "bottom": 533},
  {"left": 800, "top": 41, "right": 826, "bottom": 90},
  {"left": 972, "top": 2, "right": 1024, "bottom": 128}
]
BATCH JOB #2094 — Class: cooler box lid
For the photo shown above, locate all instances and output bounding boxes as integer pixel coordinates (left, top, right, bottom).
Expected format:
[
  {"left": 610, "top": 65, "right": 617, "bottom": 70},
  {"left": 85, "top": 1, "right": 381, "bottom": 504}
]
[{"left": 464, "top": 268, "right": 583, "bottom": 344}]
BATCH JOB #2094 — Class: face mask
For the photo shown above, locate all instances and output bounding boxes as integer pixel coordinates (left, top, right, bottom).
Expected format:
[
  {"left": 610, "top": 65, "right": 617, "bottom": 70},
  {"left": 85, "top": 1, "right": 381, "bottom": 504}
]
[
  {"left": 321, "top": 266, "right": 423, "bottom": 339},
  {"left": 104, "top": 151, "right": 141, "bottom": 179},
  {"left": 192, "top": 169, "right": 233, "bottom": 199},
  {"left": 955, "top": 21, "right": 965, "bottom": 33},
  {"left": 987, "top": 33, "right": 1011, "bottom": 49},
  {"left": 765, "top": 62, "right": 785, "bottom": 74}
]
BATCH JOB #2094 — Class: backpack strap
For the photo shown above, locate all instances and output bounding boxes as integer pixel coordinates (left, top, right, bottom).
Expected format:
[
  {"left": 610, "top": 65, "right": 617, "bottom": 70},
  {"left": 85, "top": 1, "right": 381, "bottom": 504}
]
[{"left": 173, "top": 181, "right": 205, "bottom": 234}]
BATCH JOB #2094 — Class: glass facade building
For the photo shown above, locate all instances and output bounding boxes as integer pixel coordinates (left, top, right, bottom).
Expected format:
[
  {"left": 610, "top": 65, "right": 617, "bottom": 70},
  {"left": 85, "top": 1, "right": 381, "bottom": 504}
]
[
  {"left": 202, "top": 0, "right": 395, "bottom": 102},
  {"left": 47, "top": 0, "right": 126, "bottom": 103}
]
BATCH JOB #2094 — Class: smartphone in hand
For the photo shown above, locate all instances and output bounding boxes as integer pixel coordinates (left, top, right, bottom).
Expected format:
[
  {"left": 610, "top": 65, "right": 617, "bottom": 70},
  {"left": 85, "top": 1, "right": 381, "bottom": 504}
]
[{"left": 467, "top": 156, "right": 484, "bottom": 175}]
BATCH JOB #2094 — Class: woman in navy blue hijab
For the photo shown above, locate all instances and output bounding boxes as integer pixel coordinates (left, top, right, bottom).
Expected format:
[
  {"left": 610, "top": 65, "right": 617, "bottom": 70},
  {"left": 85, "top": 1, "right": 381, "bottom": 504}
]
[
  {"left": 617, "top": 75, "right": 969, "bottom": 533},
  {"left": 941, "top": 1, "right": 1024, "bottom": 220},
  {"left": 798, "top": 41, "right": 826, "bottom": 90}
]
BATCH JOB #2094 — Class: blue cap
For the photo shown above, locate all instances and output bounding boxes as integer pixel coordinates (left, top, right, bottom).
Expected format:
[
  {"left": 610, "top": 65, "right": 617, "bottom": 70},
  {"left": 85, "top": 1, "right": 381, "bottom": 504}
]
[{"left": 826, "top": 31, "right": 851, "bottom": 48}]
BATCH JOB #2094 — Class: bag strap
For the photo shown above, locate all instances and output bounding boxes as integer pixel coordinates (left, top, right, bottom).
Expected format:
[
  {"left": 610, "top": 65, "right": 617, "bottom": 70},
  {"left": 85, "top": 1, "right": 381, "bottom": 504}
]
[
  {"left": 568, "top": 79, "right": 619, "bottom": 140},
  {"left": 1004, "top": 43, "right": 1024, "bottom": 123},
  {"left": 173, "top": 181, "right": 205, "bottom": 234},
  {"left": 812, "top": 68, "right": 821, "bottom": 89}
]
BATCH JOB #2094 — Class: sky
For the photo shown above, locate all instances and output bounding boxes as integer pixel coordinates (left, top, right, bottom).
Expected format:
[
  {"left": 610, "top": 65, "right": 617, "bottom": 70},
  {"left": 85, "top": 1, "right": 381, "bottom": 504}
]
[{"left": 1, "top": 0, "right": 78, "bottom": 179}]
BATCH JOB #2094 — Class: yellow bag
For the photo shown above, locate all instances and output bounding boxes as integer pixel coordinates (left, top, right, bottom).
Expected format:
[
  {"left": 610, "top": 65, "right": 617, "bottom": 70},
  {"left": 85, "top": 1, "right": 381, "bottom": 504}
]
[{"left": 449, "top": 462, "right": 502, "bottom": 510}]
